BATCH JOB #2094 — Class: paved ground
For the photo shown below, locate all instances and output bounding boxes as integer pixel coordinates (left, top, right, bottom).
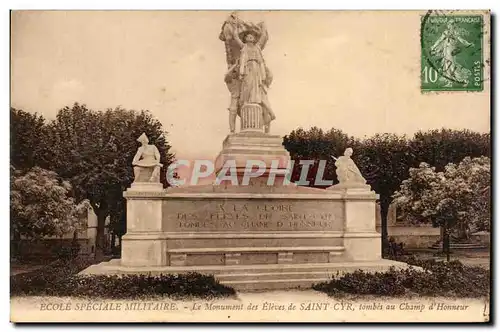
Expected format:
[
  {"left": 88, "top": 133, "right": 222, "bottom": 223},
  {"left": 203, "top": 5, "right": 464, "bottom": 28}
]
[
  {"left": 456, "top": 257, "right": 490, "bottom": 268},
  {"left": 405, "top": 249, "right": 490, "bottom": 269},
  {"left": 10, "top": 264, "right": 50, "bottom": 276}
]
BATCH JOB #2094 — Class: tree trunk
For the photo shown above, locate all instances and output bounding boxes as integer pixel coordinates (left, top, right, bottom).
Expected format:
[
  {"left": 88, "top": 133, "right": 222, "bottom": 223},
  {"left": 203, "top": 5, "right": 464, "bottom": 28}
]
[
  {"left": 89, "top": 199, "right": 108, "bottom": 262},
  {"left": 95, "top": 210, "right": 107, "bottom": 261},
  {"left": 11, "top": 230, "right": 21, "bottom": 260},
  {"left": 457, "top": 222, "right": 471, "bottom": 243},
  {"left": 443, "top": 221, "right": 451, "bottom": 262},
  {"left": 380, "top": 199, "right": 390, "bottom": 256},
  {"left": 440, "top": 226, "right": 445, "bottom": 253}
]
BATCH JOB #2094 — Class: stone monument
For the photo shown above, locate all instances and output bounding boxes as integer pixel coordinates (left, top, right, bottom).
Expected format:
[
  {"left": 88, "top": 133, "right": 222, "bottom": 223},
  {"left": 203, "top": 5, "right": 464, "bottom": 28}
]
[{"left": 81, "top": 12, "right": 409, "bottom": 290}]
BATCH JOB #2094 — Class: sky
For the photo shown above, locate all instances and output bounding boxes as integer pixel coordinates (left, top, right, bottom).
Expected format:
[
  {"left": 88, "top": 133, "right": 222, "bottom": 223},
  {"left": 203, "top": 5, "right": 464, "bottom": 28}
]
[{"left": 11, "top": 10, "right": 490, "bottom": 162}]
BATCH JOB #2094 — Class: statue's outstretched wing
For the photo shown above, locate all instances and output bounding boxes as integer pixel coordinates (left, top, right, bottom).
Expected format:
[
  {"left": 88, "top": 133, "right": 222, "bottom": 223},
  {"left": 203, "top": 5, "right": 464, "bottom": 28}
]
[{"left": 219, "top": 21, "right": 244, "bottom": 68}]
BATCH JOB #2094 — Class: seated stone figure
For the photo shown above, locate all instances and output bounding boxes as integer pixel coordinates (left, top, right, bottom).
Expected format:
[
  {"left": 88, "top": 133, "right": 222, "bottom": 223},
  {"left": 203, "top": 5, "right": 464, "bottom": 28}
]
[
  {"left": 332, "top": 148, "right": 367, "bottom": 187},
  {"left": 132, "top": 133, "right": 163, "bottom": 182}
]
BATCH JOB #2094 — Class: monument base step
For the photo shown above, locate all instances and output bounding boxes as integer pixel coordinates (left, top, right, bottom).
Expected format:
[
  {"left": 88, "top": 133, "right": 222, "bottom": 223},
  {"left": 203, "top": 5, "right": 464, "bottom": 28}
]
[
  {"left": 223, "top": 278, "right": 330, "bottom": 291},
  {"left": 79, "top": 259, "right": 412, "bottom": 291}
]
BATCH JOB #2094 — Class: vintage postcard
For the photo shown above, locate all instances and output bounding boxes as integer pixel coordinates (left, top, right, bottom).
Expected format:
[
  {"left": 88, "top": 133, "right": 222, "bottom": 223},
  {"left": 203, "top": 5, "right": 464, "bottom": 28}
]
[{"left": 10, "top": 10, "right": 491, "bottom": 323}]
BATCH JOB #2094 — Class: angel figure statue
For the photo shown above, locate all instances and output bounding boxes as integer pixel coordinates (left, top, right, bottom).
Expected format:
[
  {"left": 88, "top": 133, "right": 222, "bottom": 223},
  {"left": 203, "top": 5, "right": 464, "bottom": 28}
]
[
  {"left": 132, "top": 133, "right": 163, "bottom": 182},
  {"left": 219, "top": 12, "right": 276, "bottom": 134},
  {"left": 430, "top": 19, "right": 474, "bottom": 87},
  {"left": 331, "top": 148, "right": 367, "bottom": 186}
]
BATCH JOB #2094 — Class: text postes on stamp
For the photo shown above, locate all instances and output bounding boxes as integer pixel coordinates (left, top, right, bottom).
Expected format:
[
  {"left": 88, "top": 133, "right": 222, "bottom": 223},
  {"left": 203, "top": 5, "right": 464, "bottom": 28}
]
[{"left": 421, "top": 12, "right": 483, "bottom": 92}]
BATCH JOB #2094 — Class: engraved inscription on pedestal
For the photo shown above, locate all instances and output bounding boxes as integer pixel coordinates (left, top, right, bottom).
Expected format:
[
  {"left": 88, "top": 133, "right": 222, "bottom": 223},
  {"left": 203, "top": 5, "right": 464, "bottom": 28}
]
[{"left": 163, "top": 199, "right": 343, "bottom": 232}]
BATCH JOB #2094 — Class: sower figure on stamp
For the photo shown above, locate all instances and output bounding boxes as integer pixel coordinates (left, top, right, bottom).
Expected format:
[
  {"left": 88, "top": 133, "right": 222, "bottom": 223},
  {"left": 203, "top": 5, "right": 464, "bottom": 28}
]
[
  {"left": 430, "top": 19, "right": 474, "bottom": 87},
  {"left": 219, "top": 12, "right": 276, "bottom": 134}
]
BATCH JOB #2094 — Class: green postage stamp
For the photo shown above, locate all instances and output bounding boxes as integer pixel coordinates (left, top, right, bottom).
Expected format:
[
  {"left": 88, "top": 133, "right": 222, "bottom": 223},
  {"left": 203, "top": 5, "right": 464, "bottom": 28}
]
[{"left": 421, "top": 12, "right": 484, "bottom": 92}]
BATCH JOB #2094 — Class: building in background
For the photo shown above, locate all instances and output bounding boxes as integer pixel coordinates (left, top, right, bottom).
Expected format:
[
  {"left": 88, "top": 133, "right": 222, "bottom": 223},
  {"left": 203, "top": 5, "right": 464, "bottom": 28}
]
[
  {"left": 15, "top": 206, "right": 112, "bottom": 259},
  {"left": 375, "top": 203, "right": 489, "bottom": 249}
]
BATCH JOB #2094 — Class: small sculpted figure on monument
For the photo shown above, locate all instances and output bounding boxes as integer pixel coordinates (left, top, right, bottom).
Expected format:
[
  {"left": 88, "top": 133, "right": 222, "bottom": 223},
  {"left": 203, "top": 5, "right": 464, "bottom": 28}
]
[
  {"left": 331, "top": 148, "right": 367, "bottom": 186},
  {"left": 219, "top": 12, "right": 276, "bottom": 134},
  {"left": 132, "top": 133, "right": 163, "bottom": 182}
]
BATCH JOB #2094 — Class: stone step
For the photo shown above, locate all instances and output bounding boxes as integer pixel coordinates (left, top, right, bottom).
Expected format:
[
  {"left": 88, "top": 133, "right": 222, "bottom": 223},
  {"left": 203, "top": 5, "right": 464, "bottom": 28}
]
[
  {"left": 82, "top": 260, "right": 412, "bottom": 275},
  {"left": 216, "top": 270, "right": 335, "bottom": 282},
  {"left": 212, "top": 261, "right": 413, "bottom": 290},
  {"left": 79, "top": 259, "right": 413, "bottom": 291},
  {"left": 192, "top": 263, "right": 357, "bottom": 275},
  {"left": 222, "top": 278, "right": 330, "bottom": 291}
]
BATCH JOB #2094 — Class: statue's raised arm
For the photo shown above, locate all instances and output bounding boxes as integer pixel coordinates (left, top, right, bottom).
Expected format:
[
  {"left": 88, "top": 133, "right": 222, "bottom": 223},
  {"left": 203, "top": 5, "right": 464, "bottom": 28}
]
[{"left": 257, "top": 21, "right": 268, "bottom": 50}]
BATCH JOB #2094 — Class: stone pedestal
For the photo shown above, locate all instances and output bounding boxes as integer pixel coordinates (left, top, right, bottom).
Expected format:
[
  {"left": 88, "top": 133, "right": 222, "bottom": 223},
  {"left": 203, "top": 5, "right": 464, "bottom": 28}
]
[
  {"left": 329, "top": 187, "right": 381, "bottom": 261},
  {"left": 120, "top": 182, "right": 167, "bottom": 267},
  {"left": 133, "top": 166, "right": 162, "bottom": 183},
  {"left": 81, "top": 179, "right": 410, "bottom": 289},
  {"left": 129, "top": 182, "right": 163, "bottom": 192},
  {"left": 215, "top": 132, "right": 290, "bottom": 176}
]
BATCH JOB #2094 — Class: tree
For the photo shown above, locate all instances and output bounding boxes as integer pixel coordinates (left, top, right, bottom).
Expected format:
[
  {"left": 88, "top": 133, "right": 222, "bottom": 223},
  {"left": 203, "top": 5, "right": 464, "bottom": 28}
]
[
  {"left": 45, "top": 103, "right": 175, "bottom": 259},
  {"left": 409, "top": 128, "right": 491, "bottom": 171},
  {"left": 443, "top": 156, "right": 491, "bottom": 236},
  {"left": 283, "top": 128, "right": 410, "bottom": 253},
  {"left": 10, "top": 108, "right": 51, "bottom": 170},
  {"left": 282, "top": 127, "right": 359, "bottom": 187},
  {"left": 10, "top": 166, "right": 87, "bottom": 257},
  {"left": 355, "top": 133, "right": 413, "bottom": 253},
  {"left": 393, "top": 157, "right": 490, "bottom": 260}
]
